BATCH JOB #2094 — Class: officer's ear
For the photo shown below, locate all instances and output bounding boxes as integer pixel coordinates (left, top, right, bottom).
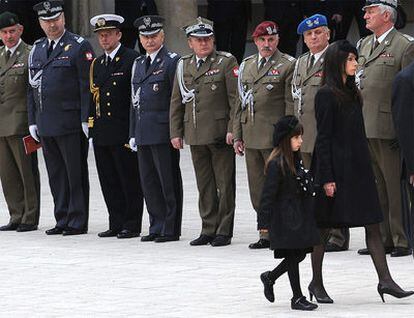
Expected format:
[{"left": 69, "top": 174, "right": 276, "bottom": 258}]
[{"left": 116, "top": 30, "right": 122, "bottom": 41}]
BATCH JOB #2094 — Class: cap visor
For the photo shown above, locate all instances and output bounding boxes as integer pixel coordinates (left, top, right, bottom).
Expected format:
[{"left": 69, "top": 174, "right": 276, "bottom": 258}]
[
  {"left": 39, "top": 12, "right": 62, "bottom": 20},
  {"left": 188, "top": 32, "right": 214, "bottom": 38},
  {"left": 94, "top": 26, "right": 118, "bottom": 32},
  {"left": 139, "top": 29, "right": 161, "bottom": 36}
]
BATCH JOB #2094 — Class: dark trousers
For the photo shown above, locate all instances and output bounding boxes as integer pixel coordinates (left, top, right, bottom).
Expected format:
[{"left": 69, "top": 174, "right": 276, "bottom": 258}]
[
  {"left": 263, "top": 0, "right": 303, "bottom": 57},
  {"left": 138, "top": 144, "right": 182, "bottom": 236},
  {"left": 41, "top": 133, "right": 89, "bottom": 231},
  {"left": 94, "top": 143, "right": 143, "bottom": 233},
  {"left": 214, "top": 18, "right": 248, "bottom": 64},
  {"left": 334, "top": 1, "right": 371, "bottom": 40}
]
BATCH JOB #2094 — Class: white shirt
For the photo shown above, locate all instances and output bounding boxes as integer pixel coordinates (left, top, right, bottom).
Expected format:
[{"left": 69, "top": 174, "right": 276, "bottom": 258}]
[
  {"left": 48, "top": 30, "right": 65, "bottom": 50},
  {"left": 146, "top": 45, "right": 163, "bottom": 64},
  {"left": 257, "top": 54, "right": 270, "bottom": 68},
  {"left": 312, "top": 45, "right": 329, "bottom": 65},
  {"left": 5, "top": 38, "right": 22, "bottom": 58},
  {"left": 106, "top": 42, "right": 122, "bottom": 61},
  {"left": 375, "top": 26, "right": 394, "bottom": 44}
]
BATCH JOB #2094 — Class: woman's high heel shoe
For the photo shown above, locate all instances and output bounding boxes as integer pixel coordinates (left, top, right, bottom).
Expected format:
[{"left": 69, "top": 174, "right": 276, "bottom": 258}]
[
  {"left": 377, "top": 283, "right": 414, "bottom": 303},
  {"left": 308, "top": 284, "right": 334, "bottom": 304}
]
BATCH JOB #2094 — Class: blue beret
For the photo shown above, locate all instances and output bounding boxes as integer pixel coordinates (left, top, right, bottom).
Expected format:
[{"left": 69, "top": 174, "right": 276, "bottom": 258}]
[{"left": 297, "top": 14, "right": 328, "bottom": 35}]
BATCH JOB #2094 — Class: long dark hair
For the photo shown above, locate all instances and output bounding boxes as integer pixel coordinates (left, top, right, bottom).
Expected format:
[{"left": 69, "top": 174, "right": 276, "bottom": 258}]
[
  {"left": 265, "top": 122, "right": 303, "bottom": 176},
  {"left": 322, "top": 40, "right": 362, "bottom": 105}
]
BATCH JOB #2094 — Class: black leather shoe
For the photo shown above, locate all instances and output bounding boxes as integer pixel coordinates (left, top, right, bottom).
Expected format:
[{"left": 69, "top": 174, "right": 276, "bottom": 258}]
[
  {"left": 154, "top": 235, "right": 179, "bottom": 243},
  {"left": 0, "top": 223, "right": 19, "bottom": 231},
  {"left": 16, "top": 224, "right": 38, "bottom": 232},
  {"left": 308, "top": 283, "right": 334, "bottom": 304},
  {"left": 291, "top": 296, "right": 318, "bottom": 311},
  {"left": 378, "top": 282, "right": 414, "bottom": 302},
  {"left": 210, "top": 235, "right": 231, "bottom": 247},
  {"left": 248, "top": 238, "right": 270, "bottom": 249},
  {"left": 390, "top": 247, "right": 412, "bottom": 257},
  {"left": 189, "top": 234, "right": 215, "bottom": 246},
  {"left": 62, "top": 227, "right": 87, "bottom": 236},
  {"left": 117, "top": 229, "right": 139, "bottom": 239},
  {"left": 45, "top": 227, "right": 64, "bottom": 235},
  {"left": 141, "top": 233, "right": 159, "bottom": 241},
  {"left": 98, "top": 229, "right": 120, "bottom": 237},
  {"left": 325, "top": 242, "right": 348, "bottom": 252},
  {"left": 358, "top": 247, "right": 393, "bottom": 255},
  {"left": 260, "top": 271, "right": 275, "bottom": 302}
]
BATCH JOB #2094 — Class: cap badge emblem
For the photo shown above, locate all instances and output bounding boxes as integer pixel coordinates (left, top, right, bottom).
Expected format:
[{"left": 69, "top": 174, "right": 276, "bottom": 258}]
[
  {"left": 43, "top": 1, "right": 51, "bottom": 11},
  {"left": 144, "top": 17, "right": 151, "bottom": 27},
  {"left": 97, "top": 18, "right": 106, "bottom": 27}
]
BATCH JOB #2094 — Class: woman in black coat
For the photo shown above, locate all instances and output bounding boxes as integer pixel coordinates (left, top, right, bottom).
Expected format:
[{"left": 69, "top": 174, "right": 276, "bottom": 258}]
[
  {"left": 258, "top": 115, "right": 320, "bottom": 311},
  {"left": 309, "top": 40, "right": 413, "bottom": 303}
]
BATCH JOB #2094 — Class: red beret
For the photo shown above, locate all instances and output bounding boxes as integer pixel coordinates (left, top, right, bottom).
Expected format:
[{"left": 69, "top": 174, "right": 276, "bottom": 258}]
[{"left": 252, "top": 21, "right": 278, "bottom": 38}]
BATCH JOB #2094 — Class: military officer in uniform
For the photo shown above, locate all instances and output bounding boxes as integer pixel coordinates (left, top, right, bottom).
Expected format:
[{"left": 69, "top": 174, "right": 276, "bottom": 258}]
[
  {"left": 170, "top": 17, "right": 238, "bottom": 247},
  {"left": 293, "top": 14, "right": 350, "bottom": 252},
  {"left": 89, "top": 14, "right": 143, "bottom": 239},
  {"left": 357, "top": 0, "right": 414, "bottom": 257},
  {"left": 28, "top": 1, "right": 94, "bottom": 235},
  {"left": 233, "top": 21, "right": 295, "bottom": 249},
  {"left": 129, "top": 15, "right": 183, "bottom": 243},
  {"left": 0, "top": 12, "right": 40, "bottom": 232}
]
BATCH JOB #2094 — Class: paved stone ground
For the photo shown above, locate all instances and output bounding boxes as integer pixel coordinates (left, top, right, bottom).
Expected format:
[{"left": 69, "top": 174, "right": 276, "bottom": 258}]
[{"left": 0, "top": 147, "right": 413, "bottom": 318}]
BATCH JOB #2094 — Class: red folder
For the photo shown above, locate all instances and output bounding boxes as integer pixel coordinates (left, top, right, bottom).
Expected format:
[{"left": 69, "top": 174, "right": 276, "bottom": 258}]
[{"left": 22, "top": 135, "right": 41, "bottom": 155}]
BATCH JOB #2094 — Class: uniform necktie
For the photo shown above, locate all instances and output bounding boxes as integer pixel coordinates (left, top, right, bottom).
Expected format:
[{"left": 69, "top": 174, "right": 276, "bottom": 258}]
[
  {"left": 258, "top": 57, "right": 266, "bottom": 70},
  {"left": 307, "top": 54, "right": 315, "bottom": 73},
  {"left": 197, "top": 59, "right": 204, "bottom": 71},
  {"left": 145, "top": 56, "right": 151, "bottom": 72},
  {"left": 371, "top": 40, "right": 380, "bottom": 54},
  {"left": 47, "top": 40, "right": 55, "bottom": 58},
  {"left": 5, "top": 50, "right": 11, "bottom": 62},
  {"left": 105, "top": 55, "right": 111, "bottom": 66}
]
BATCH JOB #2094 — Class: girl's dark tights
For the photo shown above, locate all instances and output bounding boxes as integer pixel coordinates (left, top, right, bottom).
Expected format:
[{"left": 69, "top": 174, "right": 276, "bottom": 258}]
[{"left": 268, "top": 252, "right": 306, "bottom": 299}]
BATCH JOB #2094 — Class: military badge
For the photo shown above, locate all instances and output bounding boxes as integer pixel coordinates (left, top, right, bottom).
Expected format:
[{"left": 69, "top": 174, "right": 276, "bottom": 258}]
[
  {"left": 64, "top": 44, "right": 72, "bottom": 51},
  {"left": 211, "top": 84, "right": 217, "bottom": 91},
  {"left": 233, "top": 66, "right": 239, "bottom": 77},
  {"left": 153, "top": 83, "right": 159, "bottom": 92},
  {"left": 115, "top": 57, "right": 120, "bottom": 62},
  {"left": 85, "top": 52, "right": 93, "bottom": 61},
  {"left": 380, "top": 53, "right": 393, "bottom": 58},
  {"left": 12, "top": 63, "right": 24, "bottom": 68},
  {"left": 43, "top": 1, "right": 51, "bottom": 11},
  {"left": 144, "top": 16, "right": 151, "bottom": 27},
  {"left": 153, "top": 69, "right": 163, "bottom": 75},
  {"left": 266, "top": 84, "right": 274, "bottom": 91},
  {"left": 97, "top": 18, "right": 106, "bottom": 27},
  {"left": 217, "top": 57, "right": 223, "bottom": 65}
]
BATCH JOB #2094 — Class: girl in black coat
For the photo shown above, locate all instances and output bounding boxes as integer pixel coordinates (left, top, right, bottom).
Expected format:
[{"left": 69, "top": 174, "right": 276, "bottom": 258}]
[
  {"left": 309, "top": 40, "right": 414, "bottom": 304},
  {"left": 258, "top": 115, "right": 320, "bottom": 311}
]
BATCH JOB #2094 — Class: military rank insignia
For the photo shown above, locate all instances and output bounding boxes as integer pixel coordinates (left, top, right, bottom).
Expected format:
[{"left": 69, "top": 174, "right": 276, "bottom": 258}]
[
  {"left": 211, "top": 84, "right": 217, "bottom": 91},
  {"left": 268, "top": 69, "right": 280, "bottom": 76},
  {"left": 266, "top": 84, "right": 274, "bottom": 91},
  {"left": 205, "top": 69, "right": 220, "bottom": 76}
]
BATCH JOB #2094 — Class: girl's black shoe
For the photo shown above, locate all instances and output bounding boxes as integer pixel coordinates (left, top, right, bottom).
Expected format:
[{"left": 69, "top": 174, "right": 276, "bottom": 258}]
[
  {"left": 260, "top": 271, "right": 275, "bottom": 302},
  {"left": 291, "top": 296, "right": 318, "bottom": 311}
]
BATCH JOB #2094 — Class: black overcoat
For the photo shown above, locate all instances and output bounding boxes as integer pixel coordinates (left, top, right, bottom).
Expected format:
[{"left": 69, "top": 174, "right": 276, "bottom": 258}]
[
  {"left": 312, "top": 85, "right": 383, "bottom": 228},
  {"left": 258, "top": 156, "right": 320, "bottom": 258}
]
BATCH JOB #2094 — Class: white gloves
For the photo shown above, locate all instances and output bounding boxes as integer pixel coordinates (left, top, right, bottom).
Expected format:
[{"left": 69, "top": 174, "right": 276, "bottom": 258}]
[
  {"left": 29, "top": 125, "right": 40, "bottom": 142},
  {"left": 129, "top": 138, "right": 137, "bottom": 152},
  {"left": 81, "top": 122, "right": 89, "bottom": 138}
]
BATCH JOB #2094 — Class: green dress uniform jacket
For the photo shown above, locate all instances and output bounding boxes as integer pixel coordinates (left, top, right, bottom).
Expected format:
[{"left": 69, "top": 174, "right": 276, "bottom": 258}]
[
  {"left": 170, "top": 50, "right": 238, "bottom": 145},
  {"left": 291, "top": 50, "right": 325, "bottom": 154},
  {"left": 0, "top": 40, "right": 40, "bottom": 226},
  {"left": 233, "top": 49, "right": 295, "bottom": 149},
  {"left": 358, "top": 28, "right": 414, "bottom": 140},
  {"left": 169, "top": 49, "right": 238, "bottom": 238}
]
